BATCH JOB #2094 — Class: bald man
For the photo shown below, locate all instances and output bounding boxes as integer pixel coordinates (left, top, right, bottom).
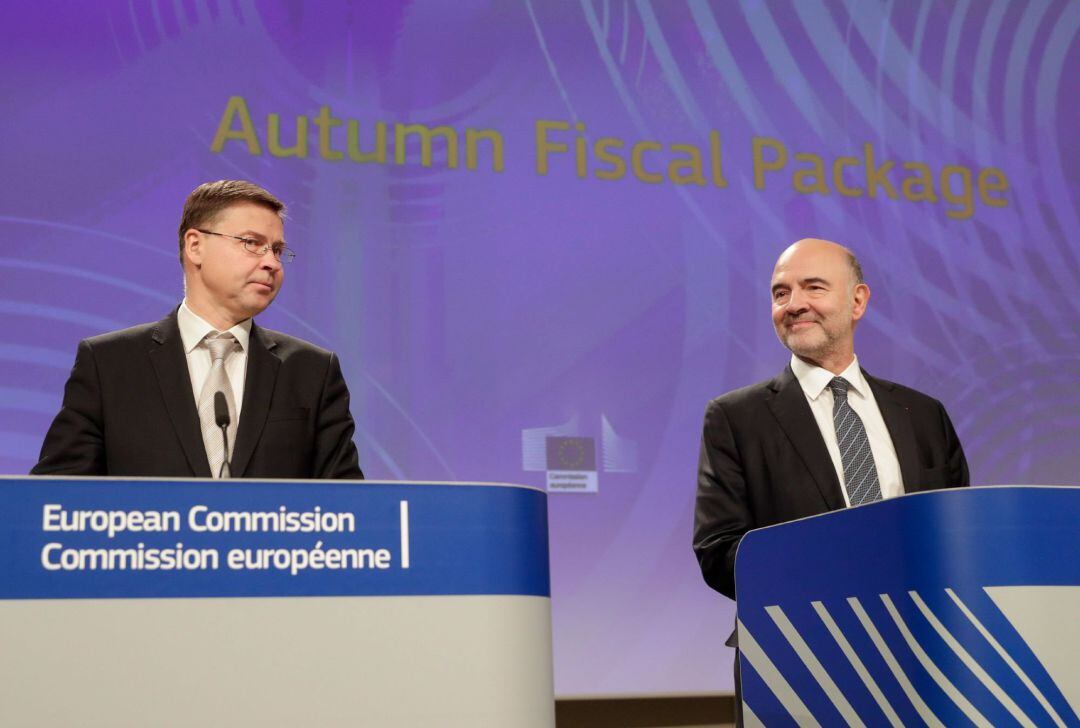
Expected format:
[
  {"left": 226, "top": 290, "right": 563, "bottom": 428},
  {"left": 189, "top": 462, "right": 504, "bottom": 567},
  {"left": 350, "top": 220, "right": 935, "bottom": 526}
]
[{"left": 694, "top": 238, "right": 969, "bottom": 603}]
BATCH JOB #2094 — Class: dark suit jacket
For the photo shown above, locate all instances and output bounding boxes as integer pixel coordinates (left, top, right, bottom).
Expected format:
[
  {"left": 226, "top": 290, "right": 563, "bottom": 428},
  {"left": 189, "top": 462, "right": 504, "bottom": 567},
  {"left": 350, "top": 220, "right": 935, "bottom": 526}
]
[
  {"left": 693, "top": 364, "right": 968, "bottom": 603},
  {"left": 31, "top": 310, "right": 363, "bottom": 479}
]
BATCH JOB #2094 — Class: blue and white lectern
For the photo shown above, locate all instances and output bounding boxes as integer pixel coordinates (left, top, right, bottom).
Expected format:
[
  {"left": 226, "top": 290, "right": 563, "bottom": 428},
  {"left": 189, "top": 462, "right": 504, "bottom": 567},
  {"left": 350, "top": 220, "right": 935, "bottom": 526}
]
[
  {"left": 735, "top": 485, "right": 1080, "bottom": 727},
  {"left": 0, "top": 477, "right": 554, "bottom": 727}
]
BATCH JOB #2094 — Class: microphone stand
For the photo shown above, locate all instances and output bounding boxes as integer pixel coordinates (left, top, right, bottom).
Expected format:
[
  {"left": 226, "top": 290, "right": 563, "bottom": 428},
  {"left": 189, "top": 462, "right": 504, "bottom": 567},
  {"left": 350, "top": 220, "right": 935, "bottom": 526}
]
[{"left": 214, "top": 391, "right": 232, "bottom": 478}]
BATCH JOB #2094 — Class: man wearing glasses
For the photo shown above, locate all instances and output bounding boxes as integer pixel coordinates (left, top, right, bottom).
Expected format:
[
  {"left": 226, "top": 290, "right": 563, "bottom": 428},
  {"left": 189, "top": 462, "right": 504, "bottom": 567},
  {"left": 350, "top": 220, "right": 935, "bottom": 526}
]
[{"left": 31, "top": 180, "right": 363, "bottom": 480}]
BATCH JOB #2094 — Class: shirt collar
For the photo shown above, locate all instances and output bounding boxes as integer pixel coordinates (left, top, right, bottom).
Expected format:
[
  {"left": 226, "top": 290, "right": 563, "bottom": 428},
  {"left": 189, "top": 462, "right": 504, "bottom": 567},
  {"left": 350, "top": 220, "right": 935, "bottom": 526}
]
[
  {"left": 178, "top": 299, "right": 252, "bottom": 354},
  {"left": 789, "top": 354, "right": 868, "bottom": 401}
]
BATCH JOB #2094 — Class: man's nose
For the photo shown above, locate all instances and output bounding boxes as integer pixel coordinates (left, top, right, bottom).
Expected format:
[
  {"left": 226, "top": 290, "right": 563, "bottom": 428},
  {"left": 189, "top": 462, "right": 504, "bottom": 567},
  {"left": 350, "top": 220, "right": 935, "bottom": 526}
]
[
  {"left": 260, "top": 252, "right": 283, "bottom": 271},
  {"left": 785, "top": 288, "right": 809, "bottom": 313}
]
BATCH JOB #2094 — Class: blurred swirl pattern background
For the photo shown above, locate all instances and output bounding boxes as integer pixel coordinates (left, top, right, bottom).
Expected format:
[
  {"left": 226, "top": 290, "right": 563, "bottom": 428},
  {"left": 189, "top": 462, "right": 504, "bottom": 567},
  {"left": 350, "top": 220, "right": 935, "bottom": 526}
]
[{"left": 2, "top": 0, "right": 1077, "bottom": 695}]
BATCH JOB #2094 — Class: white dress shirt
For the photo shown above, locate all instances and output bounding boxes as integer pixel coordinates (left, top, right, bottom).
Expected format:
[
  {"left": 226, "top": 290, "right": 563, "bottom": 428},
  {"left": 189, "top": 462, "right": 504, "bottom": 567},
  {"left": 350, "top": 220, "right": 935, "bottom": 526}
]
[
  {"left": 177, "top": 300, "right": 251, "bottom": 418},
  {"left": 789, "top": 354, "right": 904, "bottom": 505}
]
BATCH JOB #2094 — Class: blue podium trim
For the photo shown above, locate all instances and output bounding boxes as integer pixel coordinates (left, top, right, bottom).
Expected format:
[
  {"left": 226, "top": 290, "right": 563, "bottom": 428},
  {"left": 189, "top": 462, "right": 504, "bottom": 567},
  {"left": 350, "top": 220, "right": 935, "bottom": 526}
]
[
  {"left": 737, "top": 486, "right": 1080, "bottom": 598},
  {"left": 0, "top": 477, "right": 550, "bottom": 599},
  {"left": 734, "top": 486, "right": 1080, "bottom": 727}
]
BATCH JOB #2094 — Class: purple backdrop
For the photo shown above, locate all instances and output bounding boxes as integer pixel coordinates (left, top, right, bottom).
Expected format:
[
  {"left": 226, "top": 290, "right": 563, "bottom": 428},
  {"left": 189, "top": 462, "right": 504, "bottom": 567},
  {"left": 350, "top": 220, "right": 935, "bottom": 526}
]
[{"left": 3, "top": 1, "right": 1078, "bottom": 695}]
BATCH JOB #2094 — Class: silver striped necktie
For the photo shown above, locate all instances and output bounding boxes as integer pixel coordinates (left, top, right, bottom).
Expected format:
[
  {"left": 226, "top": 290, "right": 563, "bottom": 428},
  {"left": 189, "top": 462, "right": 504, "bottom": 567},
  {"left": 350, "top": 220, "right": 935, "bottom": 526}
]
[
  {"left": 828, "top": 376, "right": 882, "bottom": 506},
  {"left": 198, "top": 332, "right": 239, "bottom": 478}
]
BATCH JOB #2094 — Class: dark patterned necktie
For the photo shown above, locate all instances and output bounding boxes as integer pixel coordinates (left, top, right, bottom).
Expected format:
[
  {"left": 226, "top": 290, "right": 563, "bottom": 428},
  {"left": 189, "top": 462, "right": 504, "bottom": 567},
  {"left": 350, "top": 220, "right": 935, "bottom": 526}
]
[{"left": 829, "top": 377, "right": 882, "bottom": 506}]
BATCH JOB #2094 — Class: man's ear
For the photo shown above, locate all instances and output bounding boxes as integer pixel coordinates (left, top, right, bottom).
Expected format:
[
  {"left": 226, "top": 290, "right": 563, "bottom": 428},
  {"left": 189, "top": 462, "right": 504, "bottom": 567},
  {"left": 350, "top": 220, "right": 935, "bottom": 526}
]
[
  {"left": 851, "top": 283, "right": 870, "bottom": 321},
  {"left": 183, "top": 229, "right": 203, "bottom": 267}
]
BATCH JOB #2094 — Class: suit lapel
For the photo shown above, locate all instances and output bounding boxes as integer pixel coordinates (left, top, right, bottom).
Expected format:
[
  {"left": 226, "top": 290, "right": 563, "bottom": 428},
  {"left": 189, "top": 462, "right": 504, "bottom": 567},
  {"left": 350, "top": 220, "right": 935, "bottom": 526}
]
[
  {"left": 865, "top": 372, "right": 921, "bottom": 493},
  {"left": 766, "top": 366, "right": 845, "bottom": 510},
  {"left": 230, "top": 323, "right": 279, "bottom": 477},
  {"left": 148, "top": 311, "right": 211, "bottom": 477}
]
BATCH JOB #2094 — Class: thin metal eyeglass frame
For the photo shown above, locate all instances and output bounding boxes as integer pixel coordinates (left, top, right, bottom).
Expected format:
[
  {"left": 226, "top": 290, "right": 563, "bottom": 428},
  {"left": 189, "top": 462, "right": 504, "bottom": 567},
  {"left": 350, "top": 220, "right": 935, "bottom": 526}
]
[{"left": 196, "top": 229, "right": 296, "bottom": 263}]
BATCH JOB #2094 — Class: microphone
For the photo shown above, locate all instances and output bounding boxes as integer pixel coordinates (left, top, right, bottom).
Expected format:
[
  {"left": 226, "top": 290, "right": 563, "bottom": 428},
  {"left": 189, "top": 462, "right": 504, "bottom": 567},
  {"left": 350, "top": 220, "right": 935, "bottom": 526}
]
[{"left": 214, "top": 391, "right": 231, "bottom": 478}]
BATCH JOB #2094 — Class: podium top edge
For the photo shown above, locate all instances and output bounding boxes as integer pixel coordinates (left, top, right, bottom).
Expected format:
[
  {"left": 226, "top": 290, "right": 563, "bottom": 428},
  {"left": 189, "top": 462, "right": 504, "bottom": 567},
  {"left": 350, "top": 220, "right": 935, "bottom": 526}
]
[
  {"left": 744, "top": 484, "right": 1079, "bottom": 534},
  {"left": 0, "top": 475, "right": 547, "bottom": 493}
]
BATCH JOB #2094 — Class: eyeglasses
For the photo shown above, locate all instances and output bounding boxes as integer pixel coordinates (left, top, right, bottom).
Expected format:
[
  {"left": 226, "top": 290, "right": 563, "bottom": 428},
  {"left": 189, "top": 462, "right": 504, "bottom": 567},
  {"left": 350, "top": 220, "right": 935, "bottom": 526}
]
[{"left": 196, "top": 229, "right": 296, "bottom": 263}]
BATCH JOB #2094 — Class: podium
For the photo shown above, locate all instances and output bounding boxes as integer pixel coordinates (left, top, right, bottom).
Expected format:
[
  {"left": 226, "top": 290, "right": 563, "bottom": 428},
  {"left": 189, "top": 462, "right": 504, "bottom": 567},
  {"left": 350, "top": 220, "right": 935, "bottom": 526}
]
[
  {"left": 734, "top": 486, "right": 1080, "bottom": 726},
  {"left": 0, "top": 477, "right": 554, "bottom": 727}
]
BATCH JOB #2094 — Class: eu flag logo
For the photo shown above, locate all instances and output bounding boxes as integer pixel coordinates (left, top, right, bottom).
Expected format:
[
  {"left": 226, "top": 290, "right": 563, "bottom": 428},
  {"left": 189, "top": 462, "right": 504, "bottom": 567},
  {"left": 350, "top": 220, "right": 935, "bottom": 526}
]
[{"left": 546, "top": 437, "right": 596, "bottom": 471}]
